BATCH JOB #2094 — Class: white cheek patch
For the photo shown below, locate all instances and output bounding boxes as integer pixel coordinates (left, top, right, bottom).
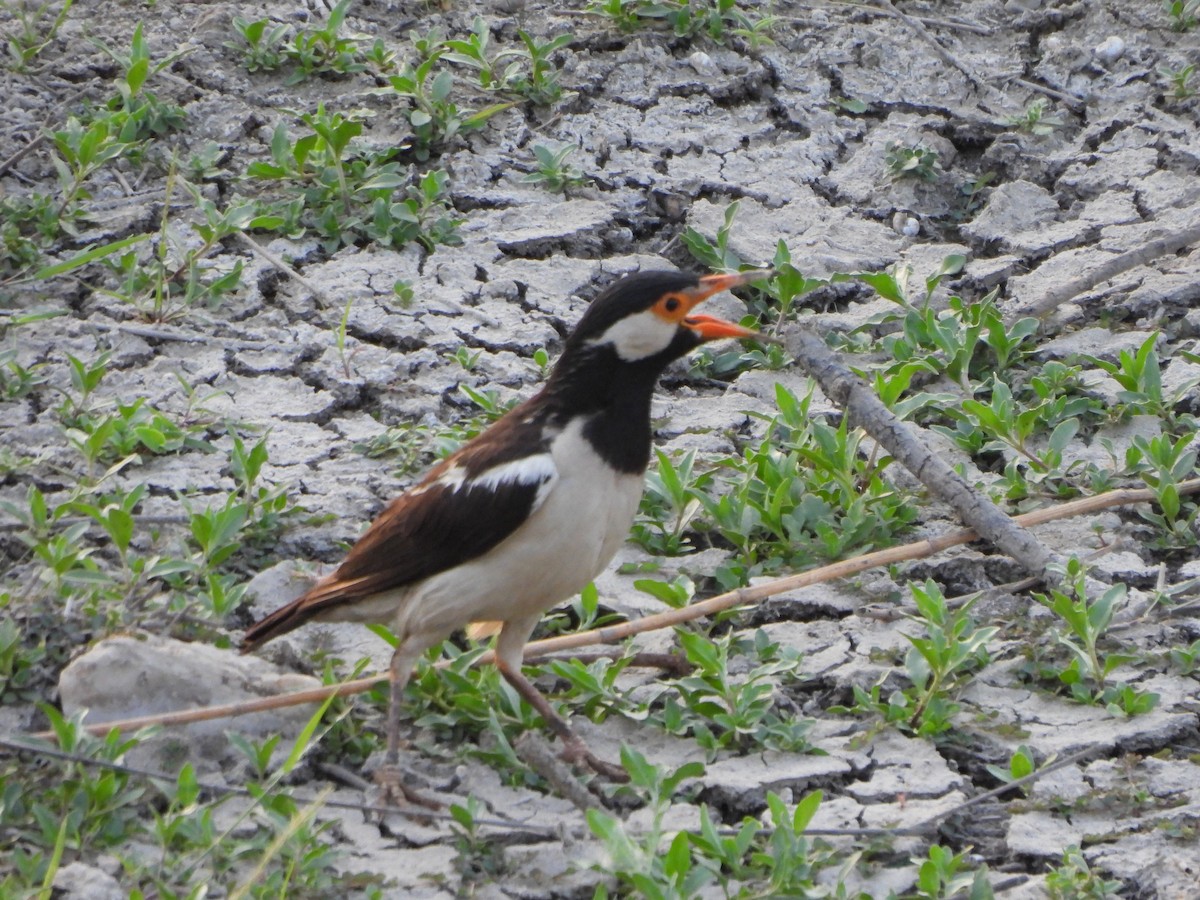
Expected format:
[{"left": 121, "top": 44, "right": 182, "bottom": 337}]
[{"left": 591, "top": 309, "right": 678, "bottom": 361}]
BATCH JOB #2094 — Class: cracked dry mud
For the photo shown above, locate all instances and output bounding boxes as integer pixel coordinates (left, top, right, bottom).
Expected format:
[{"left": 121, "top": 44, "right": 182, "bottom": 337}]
[{"left": 4, "top": 0, "right": 1200, "bottom": 897}]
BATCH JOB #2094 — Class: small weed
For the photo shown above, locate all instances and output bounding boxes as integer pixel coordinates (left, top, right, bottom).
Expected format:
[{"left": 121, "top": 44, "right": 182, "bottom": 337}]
[
  {"left": 984, "top": 745, "right": 1037, "bottom": 794},
  {"left": 590, "top": 751, "right": 837, "bottom": 898},
  {"left": 884, "top": 141, "right": 941, "bottom": 182},
  {"left": 4, "top": 0, "right": 73, "bottom": 70},
  {"left": 1083, "top": 333, "right": 1199, "bottom": 426},
  {"left": 90, "top": 22, "right": 189, "bottom": 141},
  {"left": 447, "top": 345, "right": 483, "bottom": 371},
  {"left": 1168, "top": 637, "right": 1200, "bottom": 674},
  {"left": 656, "top": 628, "right": 811, "bottom": 759},
  {"left": 1030, "top": 559, "right": 1160, "bottom": 714},
  {"left": 1163, "top": 0, "right": 1200, "bottom": 31},
  {"left": 0, "top": 616, "right": 45, "bottom": 705},
  {"left": 285, "top": 0, "right": 367, "bottom": 83},
  {"left": 0, "top": 345, "right": 47, "bottom": 399},
  {"left": 450, "top": 795, "right": 507, "bottom": 882},
  {"left": 384, "top": 50, "right": 512, "bottom": 161},
  {"left": 1125, "top": 431, "right": 1200, "bottom": 547},
  {"left": 833, "top": 580, "right": 995, "bottom": 737},
  {"left": 682, "top": 199, "right": 744, "bottom": 273},
  {"left": 229, "top": 1, "right": 372, "bottom": 83},
  {"left": 588, "top": 0, "right": 777, "bottom": 45},
  {"left": 690, "top": 382, "right": 916, "bottom": 584},
  {"left": 227, "top": 16, "right": 290, "bottom": 72},
  {"left": 912, "top": 844, "right": 994, "bottom": 899},
  {"left": 1003, "top": 98, "right": 1066, "bottom": 136},
  {"left": 49, "top": 116, "right": 135, "bottom": 230},
  {"left": 587, "top": 747, "right": 708, "bottom": 896},
  {"left": 246, "top": 107, "right": 464, "bottom": 252},
  {"left": 632, "top": 449, "right": 709, "bottom": 556},
  {"left": 1160, "top": 62, "right": 1197, "bottom": 99},
  {"left": 522, "top": 143, "right": 590, "bottom": 192},
  {"left": 1045, "top": 845, "right": 1124, "bottom": 899}
]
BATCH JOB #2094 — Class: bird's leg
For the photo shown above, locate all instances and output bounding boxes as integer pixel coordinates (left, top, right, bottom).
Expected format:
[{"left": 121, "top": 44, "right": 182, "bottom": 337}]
[
  {"left": 373, "top": 640, "right": 440, "bottom": 810},
  {"left": 494, "top": 619, "right": 628, "bottom": 782}
]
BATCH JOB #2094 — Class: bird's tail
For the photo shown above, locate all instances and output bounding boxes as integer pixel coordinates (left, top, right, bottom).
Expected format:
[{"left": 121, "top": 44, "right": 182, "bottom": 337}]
[{"left": 240, "top": 595, "right": 319, "bottom": 654}]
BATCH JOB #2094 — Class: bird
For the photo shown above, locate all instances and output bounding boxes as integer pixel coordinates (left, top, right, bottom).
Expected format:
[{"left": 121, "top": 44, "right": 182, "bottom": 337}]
[{"left": 241, "top": 267, "right": 774, "bottom": 798}]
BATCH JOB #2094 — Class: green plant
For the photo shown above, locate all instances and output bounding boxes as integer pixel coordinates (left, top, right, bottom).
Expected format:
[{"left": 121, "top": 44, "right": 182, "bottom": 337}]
[
  {"left": 227, "top": 15, "right": 290, "bottom": 72},
  {"left": 246, "top": 107, "right": 464, "bottom": 252},
  {"left": 1080, "top": 333, "right": 1190, "bottom": 422},
  {"left": 522, "top": 143, "right": 590, "bottom": 192},
  {"left": 691, "top": 382, "right": 917, "bottom": 584},
  {"left": 587, "top": 747, "right": 709, "bottom": 897},
  {"left": 834, "top": 580, "right": 995, "bottom": 737},
  {"left": 444, "top": 19, "right": 573, "bottom": 104},
  {"left": 682, "top": 200, "right": 744, "bottom": 273},
  {"left": 588, "top": 0, "right": 777, "bottom": 44},
  {"left": 0, "top": 616, "right": 45, "bottom": 705},
  {"left": 447, "top": 345, "right": 483, "bottom": 371},
  {"left": 49, "top": 116, "right": 135, "bottom": 227},
  {"left": 1160, "top": 62, "right": 1197, "bottom": 99},
  {"left": 91, "top": 22, "right": 189, "bottom": 141},
  {"left": 450, "top": 795, "right": 507, "bottom": 882},
  {"left": 97, "top": 176, "right": 252, "bottom": 322},
  {"left": 0, "top": 345, "right": 47, "bottom": 399},
  {"left": 4, "top": 0, "right": 73, "bottom": 70},
  {"left": 1163, "top": 0, "right": 1200, "bottom": 31},
  {"left": 1125, "top": 431, "right": 1200, "bottom": 547},
  {"left": 632, "top": 449, "right": 708, "bottom": 555},
  {"left": 911, "top": 844, "right": 994, "bottom": 899},
  {"left": 1168, "top": 637, "right": 1200, "bottom": 674},
  {"left": 284, "top": 0, "right": 367, "bottom": 83},
  {"left": 1045, "top": 845, "right": 1124, "bottom": 899},
  {"left": 984, "top": 745, "right": 1037, "bottom": 794},
  {"left": 384, "top": 49, "right": 511, "bottom": 161},
  {"left": 590, "top": 751, "right": 837, "bottom": 898},
  {"left": 1003, "top": 98, "right": 1066, "bottom": 135},
  {"left": 884, "top": 141, "right": 941, "bottom": 182},
  {"left": 1032, "top": 560, "right": 1160, "bottom": 715},
  {"left": 657, "top": 628, "right": 811, "bottom": 758}
]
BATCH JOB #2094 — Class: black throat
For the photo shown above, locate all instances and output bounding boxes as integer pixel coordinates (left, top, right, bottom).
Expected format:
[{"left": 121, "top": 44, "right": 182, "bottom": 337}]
[{"left": 538, "top": 336, "right": 692, "bottom": 475}]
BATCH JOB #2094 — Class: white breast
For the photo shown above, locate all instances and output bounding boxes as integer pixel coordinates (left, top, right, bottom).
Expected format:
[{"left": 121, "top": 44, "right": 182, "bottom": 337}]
[{"left": 395, "top": 417, "right": 643, "bottom": 639}]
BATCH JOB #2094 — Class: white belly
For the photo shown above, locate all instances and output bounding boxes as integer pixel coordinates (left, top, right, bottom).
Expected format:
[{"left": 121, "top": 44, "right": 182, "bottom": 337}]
[{"left": 390, "top": 418, "right": 643, "bottom": 640}]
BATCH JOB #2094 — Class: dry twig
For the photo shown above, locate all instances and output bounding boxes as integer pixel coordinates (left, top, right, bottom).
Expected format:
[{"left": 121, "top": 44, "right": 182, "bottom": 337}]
[{"left": 28, "top": 479, "right": 1200, "bottom": 741}]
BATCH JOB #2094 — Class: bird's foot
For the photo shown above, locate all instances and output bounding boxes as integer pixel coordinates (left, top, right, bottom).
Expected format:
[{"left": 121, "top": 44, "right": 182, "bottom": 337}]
[
  {"left": 368, "top": 761, "right": 443, "bottom": 816},
  {"left": 559, "top": 734, "right": 629, "bottom": 783}
]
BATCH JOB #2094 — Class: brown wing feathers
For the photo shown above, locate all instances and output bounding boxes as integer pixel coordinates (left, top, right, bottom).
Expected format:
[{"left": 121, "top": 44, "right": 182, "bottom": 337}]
[{"left": 241, "top": 401, "right": 556, "bottom": 653}]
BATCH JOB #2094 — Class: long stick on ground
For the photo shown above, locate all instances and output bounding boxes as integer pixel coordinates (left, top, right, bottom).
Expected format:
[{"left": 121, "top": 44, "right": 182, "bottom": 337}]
[
  {"left": 787, "top": 327, "right": 1060, "bottom": 577},
  {"left": 29, "top": 479, "right": 1199, "bottom": 741}
]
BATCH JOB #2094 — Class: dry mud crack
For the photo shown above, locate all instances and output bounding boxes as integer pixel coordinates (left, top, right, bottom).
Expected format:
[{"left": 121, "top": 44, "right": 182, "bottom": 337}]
[{"left": 3, "top": 0, "right": 1200, "bottom": 897}]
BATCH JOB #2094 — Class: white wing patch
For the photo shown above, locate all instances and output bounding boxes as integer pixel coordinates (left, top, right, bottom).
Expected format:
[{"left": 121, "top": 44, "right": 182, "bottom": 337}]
[{"left": 467, "top": 453, "right": 558, "bottom": 510}]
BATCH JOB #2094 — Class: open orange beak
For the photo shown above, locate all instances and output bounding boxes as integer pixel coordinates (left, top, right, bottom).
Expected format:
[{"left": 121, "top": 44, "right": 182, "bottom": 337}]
[{"left": 680, "top": 270, "right": 779, "bottom": 344}]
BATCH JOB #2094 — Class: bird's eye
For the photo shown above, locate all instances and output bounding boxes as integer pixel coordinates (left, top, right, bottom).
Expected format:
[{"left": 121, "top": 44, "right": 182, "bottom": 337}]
[{"left": 663, "top": 297, "right": 680, "bottom": 312}]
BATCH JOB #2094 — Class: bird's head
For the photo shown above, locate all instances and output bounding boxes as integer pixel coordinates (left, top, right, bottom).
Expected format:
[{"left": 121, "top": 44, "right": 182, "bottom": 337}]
[{"left": 563, "top": 269, "right": 775, "bottom": 366}]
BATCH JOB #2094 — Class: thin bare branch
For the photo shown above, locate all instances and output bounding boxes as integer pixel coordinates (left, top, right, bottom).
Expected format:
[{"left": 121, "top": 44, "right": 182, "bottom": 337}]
[
  {"left": 1014, "top": 217, "right": 1200, "bottom": 320},
  {"left": 27, "top": 478, "right": 1200, "bottom": 741}
]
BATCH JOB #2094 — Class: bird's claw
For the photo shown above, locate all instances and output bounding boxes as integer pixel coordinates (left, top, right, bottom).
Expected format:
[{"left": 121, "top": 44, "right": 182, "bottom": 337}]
[{"left": 369, "top": 763, "right": 442, "bottom": 815}]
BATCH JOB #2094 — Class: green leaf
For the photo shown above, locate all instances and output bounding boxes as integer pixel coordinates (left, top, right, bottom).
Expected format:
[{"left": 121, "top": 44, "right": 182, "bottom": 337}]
[{"left": 34, "top": 233, "right": 150, "bottom": 280}]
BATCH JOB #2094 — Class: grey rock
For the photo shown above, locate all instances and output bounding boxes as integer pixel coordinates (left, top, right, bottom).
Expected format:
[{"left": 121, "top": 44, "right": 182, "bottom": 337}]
[
  {"left": 59, "top": 633, "right": 322, "bottom": 772},
  {"left": 52, "top": 861, "right": 125, "bottom": 900}
]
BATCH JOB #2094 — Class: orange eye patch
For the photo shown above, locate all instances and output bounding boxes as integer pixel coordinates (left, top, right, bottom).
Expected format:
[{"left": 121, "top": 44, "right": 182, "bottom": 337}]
[{"left": 652, "top": 292, "right": 690, "bottom": 322}]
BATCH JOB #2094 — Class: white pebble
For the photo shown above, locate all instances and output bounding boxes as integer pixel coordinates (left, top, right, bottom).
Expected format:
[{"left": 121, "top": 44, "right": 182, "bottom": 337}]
[
  {"left": 1094, "top": 36, "right": 1125, "bottom": 65},
  {"left": 892, "top": 212, "right": 920, "bottom": 237},
  {"left": 689, "top": 50, "right": 719, "bottom": 78}
]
